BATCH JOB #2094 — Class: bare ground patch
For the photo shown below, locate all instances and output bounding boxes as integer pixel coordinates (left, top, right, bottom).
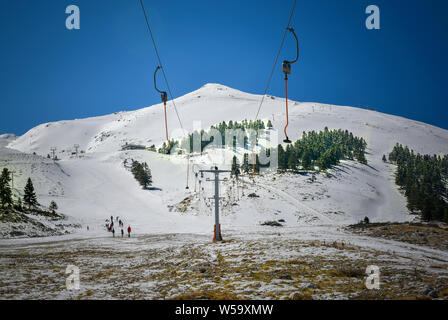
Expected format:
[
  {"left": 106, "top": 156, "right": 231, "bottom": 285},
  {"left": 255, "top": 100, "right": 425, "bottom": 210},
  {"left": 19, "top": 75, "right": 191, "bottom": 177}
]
[
  {"left": 1, "top": 232, "right": 447, "bottom": 300},
  {"left": 346, "top": 222, "right": 448, "bottom": 252}
]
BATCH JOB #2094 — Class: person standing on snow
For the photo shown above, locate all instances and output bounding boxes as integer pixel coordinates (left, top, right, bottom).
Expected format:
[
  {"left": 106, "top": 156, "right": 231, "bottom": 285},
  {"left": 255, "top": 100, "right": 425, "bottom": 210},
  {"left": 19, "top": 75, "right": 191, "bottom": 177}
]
[
  {"left": 121, "top": 229, "right": 124, "bottom": 237},
  {"left": 112, "top": 228, "right": 115, "bottom": 237},
  {"left": 127, "top": 226, "right": 131, "bottom": 238}
]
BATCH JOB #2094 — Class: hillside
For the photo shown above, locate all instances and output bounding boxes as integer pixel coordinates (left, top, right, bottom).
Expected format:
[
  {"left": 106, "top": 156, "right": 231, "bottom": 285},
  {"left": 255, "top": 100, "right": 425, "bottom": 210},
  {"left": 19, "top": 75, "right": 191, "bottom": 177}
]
[
  {"left": 2, "top": 84, "right": 448, "bottom": 300},
  {"left": 3, "top": 83, "right": 448, "bottom": 236},
  {"left": 9, "top": 83, "right": 448, "bottom": 157}
]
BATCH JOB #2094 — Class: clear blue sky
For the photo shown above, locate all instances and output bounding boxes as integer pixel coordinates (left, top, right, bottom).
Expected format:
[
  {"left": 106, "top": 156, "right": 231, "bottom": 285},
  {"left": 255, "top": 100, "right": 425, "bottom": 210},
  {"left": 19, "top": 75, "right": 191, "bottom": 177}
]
[{"left": 1, "top": 0, "right": 447, "bottom": 135}]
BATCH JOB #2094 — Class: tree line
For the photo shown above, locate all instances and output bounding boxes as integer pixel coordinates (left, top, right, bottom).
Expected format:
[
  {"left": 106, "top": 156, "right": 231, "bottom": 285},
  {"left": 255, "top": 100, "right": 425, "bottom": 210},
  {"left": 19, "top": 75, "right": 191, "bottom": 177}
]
[
  {"left": 229, "top": 128, "right": 368, "bottom": 176},
  {"left": 180, "top": 119, "right": 271, "bottom": 154},
  {"left": 388, "top": 144, "right": 448, "bottom": 222},
  {"left": 151, "top": 120, "right": 273, "bottom": 155},
  {"left": 0, "top": 168, "right": 58, "bottom": 213},
  {"left": 277, "top": 128, "right": 367, "bottom": 172},
  {"left": 149, "top": 121, "right": 368, "bottom": 176}
]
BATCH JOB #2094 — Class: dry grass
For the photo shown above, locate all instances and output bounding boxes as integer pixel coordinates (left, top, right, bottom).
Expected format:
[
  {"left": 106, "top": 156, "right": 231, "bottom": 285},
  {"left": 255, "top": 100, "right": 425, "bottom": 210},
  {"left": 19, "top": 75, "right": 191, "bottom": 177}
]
[
  {"left": 1, "top": 234, "right": 447, "bottom": 300},
  {"left": 170, "top": 289, "right": 242, "bottom": 300},
  {"left": 347, "top": 222, "right": 448, "bottom": 251},
  {"left": 330, "top": 266, "right": 366, "bottom": 278}
]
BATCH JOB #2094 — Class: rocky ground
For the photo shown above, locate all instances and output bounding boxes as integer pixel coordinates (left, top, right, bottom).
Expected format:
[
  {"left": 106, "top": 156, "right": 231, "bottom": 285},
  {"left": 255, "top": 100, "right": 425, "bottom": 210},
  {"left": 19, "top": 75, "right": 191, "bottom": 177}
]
[
  {"left": 0, "top": 210, "right": 81, "bottom": 239},
  {"left": 346, "top": 222, "right": 448, "bottom": 252},
  {"left": 1, "top": 228, "right": 447, "bottom": 300}
]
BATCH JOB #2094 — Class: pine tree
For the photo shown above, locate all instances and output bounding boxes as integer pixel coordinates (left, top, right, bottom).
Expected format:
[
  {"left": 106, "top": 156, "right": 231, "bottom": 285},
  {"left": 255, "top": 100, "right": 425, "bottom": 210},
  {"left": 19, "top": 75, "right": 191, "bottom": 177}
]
[
  {"left": 23, "top": 178, "right": 38, "bottom": 210},
  {"left": 131, "top": 161, "right": 152, "bottom": 189},
  {"left": 142, "top": 162, "right": 152, "bottom": 188},
  {"left": 301, "top": 150, "right": 312, "bottom": 171},
  {"left": 406, "top": 185, "right": 419, "bottom": 213},
  {"left": 159, "top": 142, "right": 167, "bottom": 154},
  {"left": 0, "top": 168, "right": 13, "bottom": 208},
  {"left": 49, "top": 201, "right": 58, "bottom": 213},
  {"left": 231, "top": 156, "right": 241, "bottom": 177},
  {"left": 288, "top": 152, "right": 298, "bottom": 171},
  {"left": 389, "top": 144, "right": 448, "bottom": 222},
  {"left": 382, "top": 154, "right": 387, "bottom": 162},
  {"left": 14, "top": 197, "right": 23, "bottom": 211},
  {"left": 356, "top": 150, "right": 368, "bottom": 165},
  {"left": 422, "top": 197, "right": 433, "bottom": 221},
  {"left": 242, "top": 153, "right": 250, "bottom": 174},
  {"left": 267, "top": 120, "right": 273, "bottom": 129},
  {"left": 254, "top": 154, "right": 261, "bottom": 174},
  {"left": 318, "top": 151, "right": 332, "bottom": 171},
  {"left": 277, "top": 145, "right": 287, "bottom": 171}
]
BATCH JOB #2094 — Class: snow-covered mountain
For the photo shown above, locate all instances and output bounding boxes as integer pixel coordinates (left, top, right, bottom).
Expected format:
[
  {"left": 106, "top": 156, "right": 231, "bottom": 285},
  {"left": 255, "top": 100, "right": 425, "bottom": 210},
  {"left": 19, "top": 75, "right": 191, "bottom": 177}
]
[{"left": 3, "top": 83, "right": 448, "bottom": 237}]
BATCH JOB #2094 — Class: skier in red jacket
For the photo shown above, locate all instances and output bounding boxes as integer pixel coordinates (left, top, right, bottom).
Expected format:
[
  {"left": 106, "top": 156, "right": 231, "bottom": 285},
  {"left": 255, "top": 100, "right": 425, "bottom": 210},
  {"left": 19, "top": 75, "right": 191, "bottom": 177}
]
[{"left": 127, "top": 226, "right": 131, "bottom": 238}]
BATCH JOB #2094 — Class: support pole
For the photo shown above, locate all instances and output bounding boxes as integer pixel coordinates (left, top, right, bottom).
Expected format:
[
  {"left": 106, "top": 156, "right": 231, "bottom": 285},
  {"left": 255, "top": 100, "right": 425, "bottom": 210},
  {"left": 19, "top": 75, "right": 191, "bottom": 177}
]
[
  {"left": 50, "top": 147, "right": 57, "bottom": 162},
  {"left": 186, "top": 157, "right": 190, "bottom": 189},
  {"left": 194, "top": 173, "right": 198, "bottom": 193},
  {"left": 74, "top": 144, "right": 80, "bottom": 158},
  {"left": 164, "top": 102, "right": 170, "bottom": 152},
  {"left": 283, "top": 75, "right": 291, "bottom": 143},
  {"left": 10, "top": 170, "right": 16, "bottom": 200},
  {"left": 214, "top": 170, "right": 221, "bottom": 241},
  {"left": 200, "top": 167, "right": 231, "bottom": 242},
  {"left": 252, "top": 152, "right": 255, "bottom": 179}
]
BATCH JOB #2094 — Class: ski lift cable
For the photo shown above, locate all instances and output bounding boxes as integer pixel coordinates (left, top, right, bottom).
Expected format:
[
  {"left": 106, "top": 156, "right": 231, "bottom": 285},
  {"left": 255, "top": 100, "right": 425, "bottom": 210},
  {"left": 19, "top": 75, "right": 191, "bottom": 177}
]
[
  {"left": 139, "top": 0, "right": 184, "bottom": 132},
  {"left": 282, "top": 27, "right": 299, "bottom": 143},
  {"left": 139, "top": 0, "right": 191, "bottom": 189},
  {"left": 254, "top": 0, "right": 297, "bottom": 121},
  {"left": 251, "top": 0, "right": 296, "bottom": 178},
  {"left": 154, "top": 66, "right": 170, "bottom": 150}
]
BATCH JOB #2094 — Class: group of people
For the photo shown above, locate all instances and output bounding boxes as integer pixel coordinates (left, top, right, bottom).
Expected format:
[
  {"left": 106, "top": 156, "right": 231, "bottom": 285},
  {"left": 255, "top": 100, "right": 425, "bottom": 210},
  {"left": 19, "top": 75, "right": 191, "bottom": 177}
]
[{"left": 106, "top": 215, "right": 132, "bottom": 238}]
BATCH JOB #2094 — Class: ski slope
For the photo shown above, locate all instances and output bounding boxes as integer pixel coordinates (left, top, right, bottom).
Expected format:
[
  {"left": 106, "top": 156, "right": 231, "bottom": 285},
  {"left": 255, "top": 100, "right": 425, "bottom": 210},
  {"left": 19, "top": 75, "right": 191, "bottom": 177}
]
[{"left": 3, "top": 83, "right": 448, "bottom": 237}]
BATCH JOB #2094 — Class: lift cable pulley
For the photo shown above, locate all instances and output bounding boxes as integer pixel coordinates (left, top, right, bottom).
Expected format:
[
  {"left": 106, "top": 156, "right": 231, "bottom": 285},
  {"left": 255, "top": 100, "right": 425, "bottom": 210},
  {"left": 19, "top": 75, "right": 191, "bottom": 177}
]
[
  {"left": 154, "top": 66, "right": 168, "bottom": 103},
  {"left": 250, "top": 0, "right": 297, "bottom": 178},
  {"left": 140, "top": 0, "right": 190, "bottom": 190},
  {"left": 282, "top": 27, "right": 299, "bottom": 144},
  {"left": 154, "top": 66, "right": 170, "bottom": 151},
  {"left": 253, "top": 0, "right": 297, "bottom": 122}
]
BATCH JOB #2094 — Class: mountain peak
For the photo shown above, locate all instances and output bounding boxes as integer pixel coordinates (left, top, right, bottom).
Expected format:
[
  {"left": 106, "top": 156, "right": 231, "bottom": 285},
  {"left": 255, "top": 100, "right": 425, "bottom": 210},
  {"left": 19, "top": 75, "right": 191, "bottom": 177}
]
[
  {"left": 192, "top": 83, "right": 251, "bottom": 98},
  {"left": 180, "top": 83, "right": 246, "bottom": 100},
  {"left": 201, "top": 82, "right": 226, "bottom": 87},
  {"left": 199, "top": 83, "right": 232, "bottom": 90}
]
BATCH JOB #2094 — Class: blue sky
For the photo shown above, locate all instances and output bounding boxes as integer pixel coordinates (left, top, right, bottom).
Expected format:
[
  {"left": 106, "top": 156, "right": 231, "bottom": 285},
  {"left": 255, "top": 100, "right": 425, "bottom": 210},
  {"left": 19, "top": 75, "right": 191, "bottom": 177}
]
[{"left": 0, "top": 0, "right": 447, "bottom": 135}]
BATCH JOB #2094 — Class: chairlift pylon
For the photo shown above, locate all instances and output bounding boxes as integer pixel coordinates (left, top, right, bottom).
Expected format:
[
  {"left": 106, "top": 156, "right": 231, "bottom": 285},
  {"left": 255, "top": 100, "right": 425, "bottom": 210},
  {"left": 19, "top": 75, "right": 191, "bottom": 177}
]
[
  {"left": 154, "top": 66, "right": 170, "bottom": 151},
  {"left": 282, "top": 27, "right": 299, "bottom": 144}
]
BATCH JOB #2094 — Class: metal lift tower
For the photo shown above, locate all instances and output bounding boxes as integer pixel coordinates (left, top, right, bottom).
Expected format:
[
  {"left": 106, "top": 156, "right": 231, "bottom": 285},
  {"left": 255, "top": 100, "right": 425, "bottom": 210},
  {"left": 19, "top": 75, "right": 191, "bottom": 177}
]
[{"left": 200, "top": 167, "right": 231, "bottom": 241}]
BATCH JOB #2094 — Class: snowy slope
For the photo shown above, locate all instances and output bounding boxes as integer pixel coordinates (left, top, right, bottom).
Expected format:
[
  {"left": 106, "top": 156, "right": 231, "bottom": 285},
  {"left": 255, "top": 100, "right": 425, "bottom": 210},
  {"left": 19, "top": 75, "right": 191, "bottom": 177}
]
[
  {"left": 3, "top": 83, "right": 448, "bottom": 236},
  {"left": 0, "top": 135, "right": 68, "bottom": 200},
  {"left": 9, "top": 83, "right": 448, "bottom": 157}
]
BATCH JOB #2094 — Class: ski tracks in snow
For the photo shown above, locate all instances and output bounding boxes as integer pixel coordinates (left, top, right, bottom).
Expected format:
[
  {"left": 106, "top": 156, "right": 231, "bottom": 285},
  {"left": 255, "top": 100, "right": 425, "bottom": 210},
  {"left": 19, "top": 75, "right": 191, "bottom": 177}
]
[{"left": 251, "top": 179, "right": 333, "bottom": 224}]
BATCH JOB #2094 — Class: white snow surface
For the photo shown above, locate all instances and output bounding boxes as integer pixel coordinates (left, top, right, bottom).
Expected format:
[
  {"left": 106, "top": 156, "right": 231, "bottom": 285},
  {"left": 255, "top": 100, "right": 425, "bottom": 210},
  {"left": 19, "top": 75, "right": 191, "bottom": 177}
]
[{"left": 3, "top": 83, "right": 448, "bottom": 239}]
